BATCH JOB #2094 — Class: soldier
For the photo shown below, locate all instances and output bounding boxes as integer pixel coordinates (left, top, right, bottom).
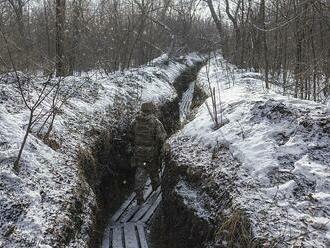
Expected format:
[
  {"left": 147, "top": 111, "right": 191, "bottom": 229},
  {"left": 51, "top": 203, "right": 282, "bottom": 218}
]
[{"left": 129, "top": 101, "right": 167, "bottom": 205}]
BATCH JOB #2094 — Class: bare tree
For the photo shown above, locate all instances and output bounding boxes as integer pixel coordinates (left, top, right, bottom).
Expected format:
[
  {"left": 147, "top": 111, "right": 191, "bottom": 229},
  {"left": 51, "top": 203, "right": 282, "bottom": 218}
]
[
  {"left": 205, "top": 54, "right": 222, "bottom": 129},
  {"left": 6, "top": 0, "right": 30, "bottom": 69},
  {"left": 204, "top": 0, "right": 222, "bottom": 35},
  {"left": 259, "top": 0, "right": 269, "bottom": 89},
  {"left": 206, "top": 0, "right": 329, "bottom": 101},
  {"left": 0, "top": 25, "right": 58, "bottom": 172},
  {"left": 55, "top": 0, "right": 66, "bottom": 76}
]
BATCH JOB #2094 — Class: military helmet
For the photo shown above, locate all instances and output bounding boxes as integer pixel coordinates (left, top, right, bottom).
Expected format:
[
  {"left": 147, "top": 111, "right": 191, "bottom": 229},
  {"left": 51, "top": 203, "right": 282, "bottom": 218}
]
[{"left": 141, "top": 101, "right": 156, "bottom": 114}]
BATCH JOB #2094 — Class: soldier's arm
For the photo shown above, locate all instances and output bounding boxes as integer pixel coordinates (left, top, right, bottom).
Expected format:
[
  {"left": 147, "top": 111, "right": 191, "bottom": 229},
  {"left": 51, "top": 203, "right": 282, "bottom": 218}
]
[
  {"left": 155, "top": 119, "right": 167, "bottom": 161},
  {"left": 155, "top": 119, "right": 167, "bottom": 144}
]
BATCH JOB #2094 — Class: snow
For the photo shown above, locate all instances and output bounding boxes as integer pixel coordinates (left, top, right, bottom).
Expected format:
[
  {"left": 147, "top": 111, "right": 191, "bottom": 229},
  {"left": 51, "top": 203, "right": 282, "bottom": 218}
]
[
  {"left": 175, "top": 180, "right": 213, "bottom": 221},
  {"left": 0, "top": 53, "right": 203, "bottom": 247},
  {"left": 169, "top": 54, "right": 330, "bottom": 247},
  {"left": 179, "top": 81, "right": 195, "bottom": 123}
]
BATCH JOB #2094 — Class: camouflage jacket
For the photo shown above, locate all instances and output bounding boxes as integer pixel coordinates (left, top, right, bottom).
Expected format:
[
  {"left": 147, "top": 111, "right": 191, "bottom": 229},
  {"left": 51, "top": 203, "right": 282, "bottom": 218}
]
[{"left": 129, "top": 112, "right": 167, "bottom": 167}]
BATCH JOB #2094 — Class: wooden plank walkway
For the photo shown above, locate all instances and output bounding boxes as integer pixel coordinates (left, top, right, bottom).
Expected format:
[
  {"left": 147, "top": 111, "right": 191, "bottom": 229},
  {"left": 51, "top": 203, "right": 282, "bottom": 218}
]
[{"left": 102, "top": 179, "right": 162, "bottom": 248}]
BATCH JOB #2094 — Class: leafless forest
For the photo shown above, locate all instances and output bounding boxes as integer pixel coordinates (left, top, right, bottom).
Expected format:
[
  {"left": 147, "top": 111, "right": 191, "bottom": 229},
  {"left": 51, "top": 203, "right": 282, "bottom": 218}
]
[{"left": 0, "top": 0, "right": 328, "bottom": 101}]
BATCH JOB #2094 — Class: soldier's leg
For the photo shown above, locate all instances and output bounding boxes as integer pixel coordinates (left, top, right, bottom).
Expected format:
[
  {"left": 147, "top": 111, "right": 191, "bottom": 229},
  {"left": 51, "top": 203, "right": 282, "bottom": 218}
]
[
  {"left": 134, "top": 166, "right": 148, "bottom": 205},
  {"left": 148, "top": 164, "right": 160, "bottom": 191}
]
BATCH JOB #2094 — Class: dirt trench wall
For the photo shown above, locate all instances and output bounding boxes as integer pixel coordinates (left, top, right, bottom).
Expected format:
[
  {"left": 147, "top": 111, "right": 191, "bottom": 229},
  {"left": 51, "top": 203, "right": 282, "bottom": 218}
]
[
  {"left": 157, "top": 61, "right": 219, "bottom": 248},
  {"left": 81, "top": 59, "right": 206, "bottom": 247},
  {"left": 161, "top": 155, "right": 215, "bottom": 248},
  {"left": 161, "top": 142, "right": 257, "bottom": 248},
  {"left": 160, "top": 60, "right": 255, "bottom": 248}
]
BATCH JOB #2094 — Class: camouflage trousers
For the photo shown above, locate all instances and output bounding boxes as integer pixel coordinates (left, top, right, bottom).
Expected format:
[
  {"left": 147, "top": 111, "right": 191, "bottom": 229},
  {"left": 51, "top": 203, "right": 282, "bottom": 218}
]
[{"left": 134, "top": 162, "right": 160, "bottom": 204}]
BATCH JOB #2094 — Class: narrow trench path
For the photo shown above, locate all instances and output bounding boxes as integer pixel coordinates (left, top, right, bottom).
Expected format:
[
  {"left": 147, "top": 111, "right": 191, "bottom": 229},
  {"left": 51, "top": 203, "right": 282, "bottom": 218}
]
[
  {"left": 102, "top": 178, "right": 161, "bottom": 248},
  {"left": 102, "top": 75, "right": 198, "bottom": 248}
]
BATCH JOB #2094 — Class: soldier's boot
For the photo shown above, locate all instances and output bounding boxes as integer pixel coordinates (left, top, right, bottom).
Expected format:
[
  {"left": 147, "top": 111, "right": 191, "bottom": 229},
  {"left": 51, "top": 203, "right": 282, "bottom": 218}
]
[
  {"left": 136, "top": 192, "right": 144, "bottom": 206},
  {"left": 150, "top": 169, "right": 160, "bottom": 191}
]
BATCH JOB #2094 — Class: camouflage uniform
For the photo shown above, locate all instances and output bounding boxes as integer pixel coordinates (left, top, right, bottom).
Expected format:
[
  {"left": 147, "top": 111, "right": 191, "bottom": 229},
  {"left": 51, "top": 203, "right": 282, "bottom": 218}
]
[{"left": 129, "top": 102, "right": 167, "bottom": 205}]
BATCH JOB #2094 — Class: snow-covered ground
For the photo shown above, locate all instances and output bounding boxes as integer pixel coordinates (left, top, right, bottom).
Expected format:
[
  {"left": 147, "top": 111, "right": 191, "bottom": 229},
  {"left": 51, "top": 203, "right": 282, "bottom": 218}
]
[
  {"left": 169, "top": 54, "right": 330, "bottom": 247},
  {"left": 0, "top": 53, "right": 203, "bottom": 248}
]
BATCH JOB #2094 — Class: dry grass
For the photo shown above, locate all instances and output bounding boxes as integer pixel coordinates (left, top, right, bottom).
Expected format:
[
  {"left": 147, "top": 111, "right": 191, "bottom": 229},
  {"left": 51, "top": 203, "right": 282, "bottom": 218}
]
[
  {"left": 215, "top": 209, "right": 260, "bottom": 247},
  {"left": 77, "top": 147, "right": 97, "bottom": 190}
]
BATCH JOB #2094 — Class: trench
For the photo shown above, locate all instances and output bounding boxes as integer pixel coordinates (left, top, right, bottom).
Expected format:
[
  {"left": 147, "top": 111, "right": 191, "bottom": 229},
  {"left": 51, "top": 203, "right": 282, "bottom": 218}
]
[
  {"left": 147, "top": 62, "right": 207, "bottom": 248},
  {"left": 85, "top": 60, "right": 207, "bottom": 248}
]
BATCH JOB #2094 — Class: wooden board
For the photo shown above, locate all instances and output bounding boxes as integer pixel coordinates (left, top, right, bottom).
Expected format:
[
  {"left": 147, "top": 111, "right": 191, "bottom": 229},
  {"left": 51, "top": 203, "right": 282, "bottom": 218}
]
[
  {"left": 106, "top": 169, "right": 164, "bottom": 248},
  {"left": 131, "top": 187, "right": 161, "bottom": 222},
  {"left": 137, "top": 224, "right": 149, "bottom": 248},
  {"left": 119, "top": 204, "right": 140, "bottom": 223},
  {"left": 124, "top": 224, "right": 139, "bottom": 248},
  {"left": 101, "top": 226, "right": 111, "bottom": 248},
  {"left": 111, "top": 193, "right": 136, "bottom": 223},
  {"left": 112, "top": 226, "right": 124, "bottom": 248},
  {"left": 143, "top": 184, "right": 153, "bottom": 200},
  {"left": 141, "top": 193, "right": 162, "bottom": 223}
]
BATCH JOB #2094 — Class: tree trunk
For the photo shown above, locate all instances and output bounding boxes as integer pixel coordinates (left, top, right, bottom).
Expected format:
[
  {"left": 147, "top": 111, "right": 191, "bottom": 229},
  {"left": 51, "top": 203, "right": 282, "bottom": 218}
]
[
  {"left": 224, "top": 0, "right": 241, "bottom": 65},
  {"left": 43, "top": 0, "right": 52, "bottom": 75},
  {"left": 260, "top": 0, "right": 269, "bottom": 89},
  {"left": 68, "top": 0, "right": 82, "bottom": 75},
  {"left": 55, "top": 0, "right": 66, "bottom": 77},
  {"left": 205, "top": 0, "right": 222, "bottom": 35},
  {"left": 14, "top": 110, "right": 34, "bottom": 172}
]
